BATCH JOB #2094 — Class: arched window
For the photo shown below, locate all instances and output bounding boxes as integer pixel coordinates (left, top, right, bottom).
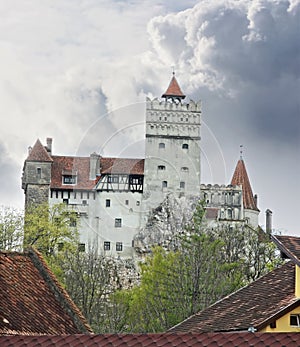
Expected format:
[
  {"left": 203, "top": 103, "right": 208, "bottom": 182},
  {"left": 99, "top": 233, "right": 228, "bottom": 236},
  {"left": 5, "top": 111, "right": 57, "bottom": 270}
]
[
  {"left": 159, "top": 143, "right": 165, "bottom": 149},
  {"left": 162, "top": 181, "right": 168, "bottom": 188},
  {"left": 158, "top": 165, "right": 166, "bottom": 170},
  {"left": 182, "top": 143, "right": 189, "bottom": 149}
]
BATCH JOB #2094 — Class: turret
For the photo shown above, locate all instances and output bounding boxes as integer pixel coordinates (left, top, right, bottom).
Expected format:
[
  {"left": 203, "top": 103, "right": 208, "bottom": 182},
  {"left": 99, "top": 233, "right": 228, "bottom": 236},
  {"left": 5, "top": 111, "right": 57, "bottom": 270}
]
[{"left": 22, "top": 139, "right": 53, "bottom": 209}]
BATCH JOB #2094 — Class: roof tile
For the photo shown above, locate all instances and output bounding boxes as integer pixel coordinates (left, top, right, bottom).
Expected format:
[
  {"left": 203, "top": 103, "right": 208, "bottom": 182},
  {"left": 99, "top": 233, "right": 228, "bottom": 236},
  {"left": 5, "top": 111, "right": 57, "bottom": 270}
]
[
  {"left": 0, "top": 333, "right": 299, "bottom": 346},
  {"left": 26, "top": 139, "right": 53, "bottom": 162},
  {"left": 0, "top": 249, "right": 92, "bottom": 335},
  {"left": 231, "top": 159, "right": 258, "bottom": 211},
  {"left": 170, "top": 261, "right": 299, "bottom": 333},
  {"left": 162, "top": 75, "right": 186, "bottom": 99}
]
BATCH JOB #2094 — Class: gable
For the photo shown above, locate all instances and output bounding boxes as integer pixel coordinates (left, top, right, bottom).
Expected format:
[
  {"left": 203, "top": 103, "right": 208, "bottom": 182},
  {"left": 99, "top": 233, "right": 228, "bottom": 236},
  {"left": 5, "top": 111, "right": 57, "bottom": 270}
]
[{"left": 0, "top": 249, "right": 91, "bottom": 335}]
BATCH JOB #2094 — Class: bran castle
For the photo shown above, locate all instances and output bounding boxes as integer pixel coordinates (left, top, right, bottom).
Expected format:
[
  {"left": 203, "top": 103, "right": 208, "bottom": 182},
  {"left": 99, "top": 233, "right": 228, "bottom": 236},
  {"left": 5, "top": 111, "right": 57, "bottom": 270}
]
[{"left": 22, "top": 75, "right": 260, "bottom": 257}]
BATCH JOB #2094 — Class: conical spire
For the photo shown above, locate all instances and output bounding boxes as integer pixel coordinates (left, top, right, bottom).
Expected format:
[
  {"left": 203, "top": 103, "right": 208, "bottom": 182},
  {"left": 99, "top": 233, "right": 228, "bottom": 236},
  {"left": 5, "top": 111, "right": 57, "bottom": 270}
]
[
  {"left": 231, "top": 159, "right": 259, "bottom": 211},
  {"left": 162, "top": 73, "right": 186, "bottom": 101},
  {"left": 26, "top": 139, "right": 53, "bottom": 162}
]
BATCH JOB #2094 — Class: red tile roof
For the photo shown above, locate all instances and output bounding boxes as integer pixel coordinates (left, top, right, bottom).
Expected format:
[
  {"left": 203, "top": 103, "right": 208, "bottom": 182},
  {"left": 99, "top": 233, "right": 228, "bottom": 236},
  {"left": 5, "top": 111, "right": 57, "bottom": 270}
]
[
  {"left": 231, "top": 159, "right": 259, "bottom": 211},
  {"left": 162, "top": 74, "right": 186, "bottom": 99},
  {"left": 0, "top": 332, "right": 299, "bottom": 346},
  {"left": 170, "top": 261, "right": 300, "bottom": 333},
  {"left": 0, "top": 249, "right": 92, "bottom": 335},
  {"left": 50, "top": 156, "right": 144, "bottom": 190},
  {"left": 272, "top": 235, "right": 300, "bottom": 266},
  {"left": 101, "top": 157, "right": 144, "bottom": 175},
  {"left": 50, "top": 156, "right": 96, "bottom": 190},
  {"left": 26, "top": 139, "right": 53, "bottom": 162}
]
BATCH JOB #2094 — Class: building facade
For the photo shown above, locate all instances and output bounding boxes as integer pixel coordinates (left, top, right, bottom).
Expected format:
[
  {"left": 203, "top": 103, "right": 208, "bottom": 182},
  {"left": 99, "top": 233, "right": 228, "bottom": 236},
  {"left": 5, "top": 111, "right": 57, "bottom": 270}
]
[{"left": 22, "top": 75, "right": 259, "bottom": 257}]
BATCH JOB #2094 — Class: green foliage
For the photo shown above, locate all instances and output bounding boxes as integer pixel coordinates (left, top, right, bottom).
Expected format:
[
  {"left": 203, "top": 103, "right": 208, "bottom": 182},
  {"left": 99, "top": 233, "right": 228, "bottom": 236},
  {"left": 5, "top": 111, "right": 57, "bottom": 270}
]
[
  {"left": 108, "top": 200, "right": 280, "bottom": 333},
  {"left": 0, "top": 206, "right": 23, "bottom": 251},
  {"left": 24, "top": 202, "right": 79, "bottom": 257}
]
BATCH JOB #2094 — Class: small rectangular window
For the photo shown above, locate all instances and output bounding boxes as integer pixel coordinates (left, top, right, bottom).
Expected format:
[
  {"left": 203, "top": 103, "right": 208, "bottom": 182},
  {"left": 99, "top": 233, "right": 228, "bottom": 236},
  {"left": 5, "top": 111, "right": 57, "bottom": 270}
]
[
  {"left": 63, "top": 175, "right": 77, "bottom": 184},
  {"left": 63, "top": 198, "right": 69, "bottom": 205},
  {"left": 37, "top": 167, "right": 41, "bottom": 179},
  {"left": 180, "top": 181, "right": 185, "bottom": 189},
  {"left": 158, "top": 165, "right": 166, "bottom": 170},
  {"left": 162, "top": 181, "right": 168, "bottom": 188},
  {"left": 115, "top": 218, "right": 122, "bottom": 228},
  {"left": 125, "top": 200, "right": 129, "bottom": 205},
  {"left": 104, "top": 241, "right": 110, "bottom": 251},
  {"left": 106, "top": 199, "right": 111, "bottom": 207},
  {"left": 290, "top": 314, "right": 300, "bottom": 327},
  {"left": 136, "top": 201, "right": 140, "bottom": 206},
  {"left": 116, "top": 242, "right": 123, "bottom": 252},
  {"left": 78, "top": 243, "right": 85, "bottom": 252},
  {"left": 82, "top": 200, "right": 87, "bottom": 205}
]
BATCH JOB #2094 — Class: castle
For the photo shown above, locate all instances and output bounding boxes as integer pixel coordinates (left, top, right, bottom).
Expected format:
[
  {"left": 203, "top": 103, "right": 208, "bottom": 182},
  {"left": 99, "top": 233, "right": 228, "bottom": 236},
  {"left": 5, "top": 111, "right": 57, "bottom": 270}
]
[{"left": 22, "top": 74, "right": 260, "bottom": 257}]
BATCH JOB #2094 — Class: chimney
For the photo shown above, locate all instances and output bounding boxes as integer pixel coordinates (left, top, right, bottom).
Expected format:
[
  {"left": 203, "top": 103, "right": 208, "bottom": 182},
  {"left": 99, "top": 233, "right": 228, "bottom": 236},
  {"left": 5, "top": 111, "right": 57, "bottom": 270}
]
[
  {"left": 89, "top": 153, "right": 100, "bottom": 180},
  {"left": 265, "top": 209, "right": 272, "bottom": 235},
  {"left": 254, "top": 194, "right": 258, "bottom": 207},
  {"left": 46, "top": 138, "right": 52, "bottom": 154}
]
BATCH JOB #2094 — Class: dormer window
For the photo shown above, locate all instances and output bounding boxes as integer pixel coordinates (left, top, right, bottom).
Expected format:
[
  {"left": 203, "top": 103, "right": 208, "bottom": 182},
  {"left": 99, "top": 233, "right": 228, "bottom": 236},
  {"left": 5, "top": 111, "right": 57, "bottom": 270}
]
[{"left": 63, "top": 174, "right": 77, "bottom": 185}]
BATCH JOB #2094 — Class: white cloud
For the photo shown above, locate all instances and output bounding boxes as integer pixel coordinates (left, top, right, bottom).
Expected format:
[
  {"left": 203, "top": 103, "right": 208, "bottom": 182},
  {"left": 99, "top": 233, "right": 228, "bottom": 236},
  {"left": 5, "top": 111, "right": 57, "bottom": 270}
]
[{"left": 0, "top": 0, "right": 299, "bottom": 234}]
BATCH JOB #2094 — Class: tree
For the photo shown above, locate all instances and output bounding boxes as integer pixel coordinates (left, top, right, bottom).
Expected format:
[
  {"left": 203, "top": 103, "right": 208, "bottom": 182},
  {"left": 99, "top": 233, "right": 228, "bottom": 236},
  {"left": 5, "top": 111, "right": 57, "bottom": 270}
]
[
  {"left": 57, "top": 245, "right": 120, "bottom": 332},
  {"left": 0, "top": 206, "right": 23, "bottom": 251},
  {"left": 112, "top": 200, "right": 280, "bottom": 333},
  {"left": 24, "top": 202, "right": 79, "bottom": 256}
]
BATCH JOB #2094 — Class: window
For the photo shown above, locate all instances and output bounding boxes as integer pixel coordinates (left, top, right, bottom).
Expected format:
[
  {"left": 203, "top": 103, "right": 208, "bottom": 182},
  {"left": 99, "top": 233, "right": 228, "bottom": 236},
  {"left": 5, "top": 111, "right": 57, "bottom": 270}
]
[
  {"left": 37, "top": 167, "right": 41, "bottom": 179},
  {"left": 125, "top": 200, "right": 129, "bottom": 205},
  {"left": 158, "top": 165, "right": 166, "bottom": 170},
  {"left": 116, "top": 242, "right": 123, "bottom": 252},
  {"left": 227, "top": 209, "right": 233, "bottom": 219},
  {"left": 159, "top": 143, "right": 165, "bottom": 149},
  {"left": 63, "top": 175, "right": 77, "bottom": 184},
  {"left": 104, "top": 241, "right": 110, "bottom": 251},
  {"left": 69, "top": 219, "right": 77, "bottom": 227},
  {"left": 182, "top": 144, "right": 189, "bottom": 149},
  {"left": 162, "top": 181, "right": 168, "bottom": 188},
  {"left": 106, "top": 199, "right": 111, "bottom": 207},
  {"left": 78, "top": 243, "right": 85, "bottom": 252},
  {"left": 136, "top": 201, "right": 140, "bottom": 206},
  {"left": 108, "top": 175, "right": 119, "bottom": 183},
  {"left": 63, "top": 198, "right": 69, "bottom": 205},
  {"left": 181, "top": 167, "right": 189, "bottom": 172},
  {"left": 290, "top": 314, "right": 300, "bottom": 327},
  {"left": 115, "top": 218, "right": 122, "bottom": 228},
  {"left": 180, "top": 181, "right": 185, "bottom": 189},
  {"left": 82, "top": 200, "right": 87, "bottom": 205}
]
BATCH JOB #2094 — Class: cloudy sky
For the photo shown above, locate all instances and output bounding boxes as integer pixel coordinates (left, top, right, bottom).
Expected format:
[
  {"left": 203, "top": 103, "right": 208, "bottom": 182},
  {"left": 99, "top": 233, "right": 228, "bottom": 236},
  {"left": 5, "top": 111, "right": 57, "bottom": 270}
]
[{"left": 0, "top": 0, "right": 299, "bottom": 235}]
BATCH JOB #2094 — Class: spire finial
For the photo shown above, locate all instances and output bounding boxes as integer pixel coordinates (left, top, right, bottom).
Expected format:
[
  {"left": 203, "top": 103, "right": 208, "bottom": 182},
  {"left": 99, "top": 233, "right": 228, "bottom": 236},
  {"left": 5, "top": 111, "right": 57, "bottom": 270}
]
[
  {"left": 172, "top": 65, "right": 175, "bottom": 76},
  {"left": 240, "top": 144, "right": 243, "bottom": 160}
]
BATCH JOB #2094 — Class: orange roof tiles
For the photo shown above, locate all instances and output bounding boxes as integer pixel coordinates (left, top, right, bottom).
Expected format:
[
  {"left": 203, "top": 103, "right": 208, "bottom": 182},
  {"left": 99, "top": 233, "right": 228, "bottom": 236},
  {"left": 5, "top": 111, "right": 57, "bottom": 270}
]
[
  {"left": 170, "top": 261, "right": 300, "bottom": 333},
  {"left": 162, "top": 75, "right": 186, "bottom": 99},
  {"left": 26, "top": 139, "right": 53, "bottom": 162},
  {"left": 231, "top": 159, "right": 258, "bottom": 211},
  {"left": 0, "top": 249, "right": 92, "bottom": 335},
  {"left": 0, "top": 332, "right": 299, "bottom": 346}
]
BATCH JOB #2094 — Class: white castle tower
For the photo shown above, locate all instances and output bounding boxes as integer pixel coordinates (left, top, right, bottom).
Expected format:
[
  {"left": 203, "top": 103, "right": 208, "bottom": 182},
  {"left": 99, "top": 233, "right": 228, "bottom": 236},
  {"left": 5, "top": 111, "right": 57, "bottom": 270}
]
[{"left": 142, "top": 74, "right": 201, "bottom": 217}]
